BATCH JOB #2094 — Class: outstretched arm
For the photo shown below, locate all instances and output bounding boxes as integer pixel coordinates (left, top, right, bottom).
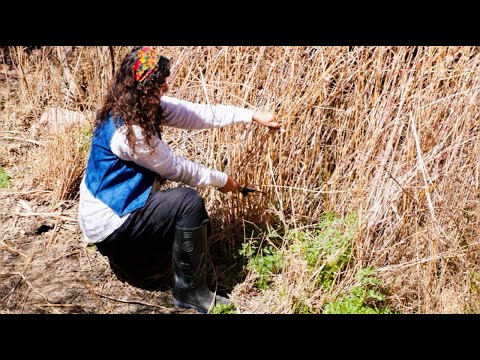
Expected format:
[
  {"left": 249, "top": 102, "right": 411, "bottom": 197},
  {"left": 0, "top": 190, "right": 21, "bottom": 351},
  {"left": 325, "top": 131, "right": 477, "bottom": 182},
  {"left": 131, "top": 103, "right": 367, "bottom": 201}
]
[
  {"left": 160, "top": 95, "right": 253, "bottom": 129},
  {"left": 160, "top": 96, "right": 281, "bottom": 131}
]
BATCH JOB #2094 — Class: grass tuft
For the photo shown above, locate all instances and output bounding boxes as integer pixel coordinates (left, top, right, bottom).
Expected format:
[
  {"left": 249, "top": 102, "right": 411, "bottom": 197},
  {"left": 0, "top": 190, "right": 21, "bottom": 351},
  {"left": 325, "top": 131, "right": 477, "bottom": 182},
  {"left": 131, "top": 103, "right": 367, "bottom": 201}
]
[{"left": 0, "top": 166, "right": 11, "bottom": 188}]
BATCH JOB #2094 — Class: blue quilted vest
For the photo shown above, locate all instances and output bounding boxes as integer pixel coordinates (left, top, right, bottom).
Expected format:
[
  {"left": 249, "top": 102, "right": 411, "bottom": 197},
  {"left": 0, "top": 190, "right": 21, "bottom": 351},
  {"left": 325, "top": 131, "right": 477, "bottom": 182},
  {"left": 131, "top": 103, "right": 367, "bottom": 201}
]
[{"left": 85, "top": 116, "right": 155, "bottom": 216}]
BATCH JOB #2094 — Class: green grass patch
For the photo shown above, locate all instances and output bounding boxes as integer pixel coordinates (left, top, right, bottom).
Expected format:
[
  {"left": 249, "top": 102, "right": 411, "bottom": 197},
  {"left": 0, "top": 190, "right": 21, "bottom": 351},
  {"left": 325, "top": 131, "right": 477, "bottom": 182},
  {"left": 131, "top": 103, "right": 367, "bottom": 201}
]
[
  {"left": 86, "top": 243, "right": 97, "bottom": 252},
  {"left": 294, "top": 300, "right": 315, "bottom": 314},
  {"left": 323, "top": 267, "right": 394, "bottom": 314},
  {"left": 470, "top": 271, "right": 480, "bottom": 294},
  {"left": 0, "top": 166, "right": 11, "bottom": 188},
  {"left": 293, "top": 211, "right": 358, "bottom": 290},
  {"left": 210, "top": 302, "right": 237, "bottom": 314},
  {"left": 80, "top": 125, "right": 92, "bottom": 151},
  {"left": 240, "top": 242, "right": 284, "bottom": 290}
]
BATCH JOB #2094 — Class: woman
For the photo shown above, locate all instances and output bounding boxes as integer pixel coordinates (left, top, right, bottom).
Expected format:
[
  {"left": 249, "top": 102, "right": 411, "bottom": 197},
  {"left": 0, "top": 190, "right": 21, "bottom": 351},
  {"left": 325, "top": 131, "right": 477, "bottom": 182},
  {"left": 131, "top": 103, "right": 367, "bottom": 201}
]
[{"left": 78, "top": 46, "right": 280, "bottom": 313}]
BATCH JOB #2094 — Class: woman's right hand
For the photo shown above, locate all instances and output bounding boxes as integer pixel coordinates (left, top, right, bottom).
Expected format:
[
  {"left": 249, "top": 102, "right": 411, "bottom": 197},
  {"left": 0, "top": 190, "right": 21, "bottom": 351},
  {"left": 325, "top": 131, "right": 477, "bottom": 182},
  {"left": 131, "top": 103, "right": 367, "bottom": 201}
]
[
  {"left": 252, "top": 110, "right": 281, "bottom": 129},
  {"left": 219, "top": 175, "right": 239, "bottom": 193}
]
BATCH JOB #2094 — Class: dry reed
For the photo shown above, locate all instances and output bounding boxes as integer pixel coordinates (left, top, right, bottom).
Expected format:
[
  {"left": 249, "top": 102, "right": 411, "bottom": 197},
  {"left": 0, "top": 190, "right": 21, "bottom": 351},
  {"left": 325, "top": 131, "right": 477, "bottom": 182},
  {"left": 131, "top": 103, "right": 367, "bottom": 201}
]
[{"left": 1, "top": 46, "right": 479, "bottom": 313}]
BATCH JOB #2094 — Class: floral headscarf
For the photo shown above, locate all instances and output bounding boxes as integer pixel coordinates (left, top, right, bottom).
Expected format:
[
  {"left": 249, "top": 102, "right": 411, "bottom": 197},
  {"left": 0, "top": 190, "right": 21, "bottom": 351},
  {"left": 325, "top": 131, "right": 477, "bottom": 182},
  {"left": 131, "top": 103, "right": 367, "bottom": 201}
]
[{"left": 132, "top": 46, "right": 161, "bottom": 83}]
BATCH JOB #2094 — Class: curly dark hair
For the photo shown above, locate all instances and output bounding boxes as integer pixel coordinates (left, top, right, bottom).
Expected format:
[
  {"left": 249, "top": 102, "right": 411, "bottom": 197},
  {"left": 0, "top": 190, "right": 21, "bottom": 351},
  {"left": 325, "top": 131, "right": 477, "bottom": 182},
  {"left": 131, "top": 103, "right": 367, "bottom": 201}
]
[{"left": 95, "top": 46, "right": 171, "bottom": 151}]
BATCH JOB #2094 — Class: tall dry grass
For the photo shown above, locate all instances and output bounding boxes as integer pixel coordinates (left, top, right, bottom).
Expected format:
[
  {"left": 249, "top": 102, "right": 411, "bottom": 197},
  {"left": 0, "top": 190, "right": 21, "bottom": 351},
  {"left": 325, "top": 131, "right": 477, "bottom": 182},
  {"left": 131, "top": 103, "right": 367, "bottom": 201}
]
[{"left": 1, "top": 46, "right": 479, "bottom": 313}]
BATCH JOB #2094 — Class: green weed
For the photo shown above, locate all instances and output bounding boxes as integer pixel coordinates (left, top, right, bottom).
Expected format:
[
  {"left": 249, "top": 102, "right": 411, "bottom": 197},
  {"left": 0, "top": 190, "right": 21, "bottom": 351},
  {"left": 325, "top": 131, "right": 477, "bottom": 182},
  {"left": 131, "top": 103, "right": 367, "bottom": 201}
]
[
  {"left": 294, "top": 300, "right": 315, "bottom": 314},
  {"left": 297, "top": 212, "right": 358, "bottom": 290},
  {"left": 79, "top": 124, "right": 93, "bottom": 156},
  {"left": 470, "top": 271, "right": 480, "bottom": 294},
  {"left": 86, "top": 243, "right": 97, "bottom": 252},
  {"left": 0, "top": 166, "right": 11, "bottom": 188},
  {"left": 323, "top": 267, "right": 394, "bottom": 314},
  {"left": 240, "top": 242, "right": 284, "bottom": 290},
  {"left": 210, "top": 302, "right": 237, "bottom": 314}
]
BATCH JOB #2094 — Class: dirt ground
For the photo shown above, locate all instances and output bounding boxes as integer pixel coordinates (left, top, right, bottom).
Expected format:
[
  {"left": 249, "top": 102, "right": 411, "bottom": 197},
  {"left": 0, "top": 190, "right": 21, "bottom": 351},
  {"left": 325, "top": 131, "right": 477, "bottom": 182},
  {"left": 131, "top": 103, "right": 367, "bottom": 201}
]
[{"left": 0, "top": 190, "right": 204, "bottom": 314}]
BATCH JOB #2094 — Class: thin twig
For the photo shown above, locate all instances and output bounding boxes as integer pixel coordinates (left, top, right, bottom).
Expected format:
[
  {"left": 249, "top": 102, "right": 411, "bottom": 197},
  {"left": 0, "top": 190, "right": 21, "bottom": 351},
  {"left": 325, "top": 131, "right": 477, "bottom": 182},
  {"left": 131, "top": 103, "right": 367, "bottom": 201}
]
[
  {"left": 410, "top": 112, "right": 450, "bottom": 243},
  {"left": 0, "top": 241, "right": 28, "bottom": 258},
  {"left": 109, "top": 46, "right": 115, "bottom": 78},
  {"left": 0, "top": 190, "right": 53, "bottom": 196},
  {"left": 376, "top": 247, "right": 476, "bottom": 273},
  {"left": 259, "top": 184, "right": 368, "bottom": 194},
  {"left": 94, "top": 292, "right": 173, "bottom": 311},
  {"left": 1, "top": 255, "right": 33, "bottom": 305},
  {"left": 207, "top": 251, "right": 218, "bottom": 314},
  {"left": 0, "top": 136, "right": 44, "bottom": 147},
  {"left": 12, "top": 211, "right": 76, "bottom": 222},
  {"left": 1, "top": 271, "right": 51, "bottom": 306},
  {"left": 410, "top": 113, "right": 436, "bottom": 221},
  {"left": 381, "top": 164, "right": 417, "bottom": 205}
]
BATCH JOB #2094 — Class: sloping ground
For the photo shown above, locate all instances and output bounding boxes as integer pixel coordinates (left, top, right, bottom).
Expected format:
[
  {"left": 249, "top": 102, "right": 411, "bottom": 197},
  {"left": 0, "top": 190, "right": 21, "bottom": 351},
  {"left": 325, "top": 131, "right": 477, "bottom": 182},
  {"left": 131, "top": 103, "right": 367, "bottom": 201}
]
[{"left": 0, "top": 185, "right": 195, "bottom": 314}]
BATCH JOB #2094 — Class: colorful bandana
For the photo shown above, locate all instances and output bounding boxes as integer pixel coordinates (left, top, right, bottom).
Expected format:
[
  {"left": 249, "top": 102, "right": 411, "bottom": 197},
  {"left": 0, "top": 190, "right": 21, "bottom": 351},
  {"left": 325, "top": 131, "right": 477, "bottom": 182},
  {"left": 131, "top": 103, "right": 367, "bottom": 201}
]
[{"left": 133, "top": 46, "right": 161, "bottom": 83}]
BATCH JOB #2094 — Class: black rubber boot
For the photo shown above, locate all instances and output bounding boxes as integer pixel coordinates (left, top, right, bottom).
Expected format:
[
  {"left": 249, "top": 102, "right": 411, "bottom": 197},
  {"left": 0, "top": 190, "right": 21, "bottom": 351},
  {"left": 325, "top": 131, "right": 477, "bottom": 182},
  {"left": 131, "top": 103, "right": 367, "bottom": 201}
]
[{"left": 172, "top": 220, "right": 230, "bottom": 314}]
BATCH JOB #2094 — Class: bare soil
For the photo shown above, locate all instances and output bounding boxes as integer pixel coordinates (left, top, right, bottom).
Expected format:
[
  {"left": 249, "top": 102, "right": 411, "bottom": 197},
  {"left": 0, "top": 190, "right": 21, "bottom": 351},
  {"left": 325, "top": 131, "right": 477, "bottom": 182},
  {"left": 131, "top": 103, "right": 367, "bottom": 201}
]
[{"left": 0, "top": 192, "right": 201, "bottom": 314}]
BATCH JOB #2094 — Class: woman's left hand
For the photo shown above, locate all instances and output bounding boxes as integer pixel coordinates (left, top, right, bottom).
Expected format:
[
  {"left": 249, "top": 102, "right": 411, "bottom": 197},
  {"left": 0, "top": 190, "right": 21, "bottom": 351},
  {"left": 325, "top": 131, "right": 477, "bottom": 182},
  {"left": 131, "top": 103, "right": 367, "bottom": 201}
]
[{"left": 252, "top": 111, "right": 281, "bottom": 129}]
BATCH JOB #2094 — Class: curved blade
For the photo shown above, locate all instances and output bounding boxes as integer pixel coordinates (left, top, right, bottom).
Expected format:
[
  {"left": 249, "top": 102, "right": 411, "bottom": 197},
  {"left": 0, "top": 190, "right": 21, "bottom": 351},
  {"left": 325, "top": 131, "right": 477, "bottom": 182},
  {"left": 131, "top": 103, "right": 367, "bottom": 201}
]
[{"left": 238, "top": 186, "right": 265, "bottom": 197}]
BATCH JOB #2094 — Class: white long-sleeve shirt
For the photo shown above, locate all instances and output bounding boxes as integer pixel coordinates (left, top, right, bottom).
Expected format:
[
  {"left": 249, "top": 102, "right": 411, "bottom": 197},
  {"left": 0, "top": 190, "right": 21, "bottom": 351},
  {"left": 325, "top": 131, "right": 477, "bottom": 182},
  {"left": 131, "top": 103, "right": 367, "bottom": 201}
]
[{"left": 78, "top": 95, "right": 253, "bottom": 243}]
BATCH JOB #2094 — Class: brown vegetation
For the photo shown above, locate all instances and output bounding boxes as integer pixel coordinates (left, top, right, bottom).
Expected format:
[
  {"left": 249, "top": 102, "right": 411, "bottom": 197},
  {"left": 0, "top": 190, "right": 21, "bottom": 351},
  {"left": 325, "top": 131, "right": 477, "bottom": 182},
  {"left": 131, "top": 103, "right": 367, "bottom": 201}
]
[{"left": 1, "top": 46, "right": 479, "bottom": 314}]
